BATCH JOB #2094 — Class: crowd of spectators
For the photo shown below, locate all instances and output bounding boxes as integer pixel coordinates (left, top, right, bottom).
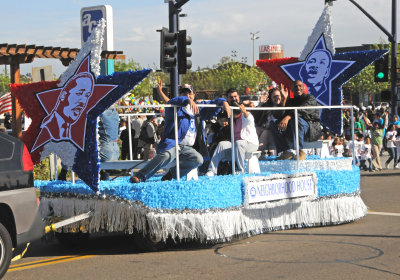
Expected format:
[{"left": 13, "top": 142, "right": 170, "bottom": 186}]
[{"left": 2, "top": 81, "right": 394, "bottom": 177}]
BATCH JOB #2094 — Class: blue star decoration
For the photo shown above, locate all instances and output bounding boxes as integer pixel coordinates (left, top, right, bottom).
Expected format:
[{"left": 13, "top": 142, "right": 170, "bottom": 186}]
[
  {"left": 280, "top": 34, "right": 388, "bottom": 134},
  {"left": 75, "top": 58, "right": 151, "bottom": 192},
  {"left": 34, "top": 53, "right": 151, "bottom": 192}
]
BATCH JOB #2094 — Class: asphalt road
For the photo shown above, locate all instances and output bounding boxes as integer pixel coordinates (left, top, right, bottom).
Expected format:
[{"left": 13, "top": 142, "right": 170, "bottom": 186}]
[{"left": 4, "top": 163, "right": 400, "bottom": 280}]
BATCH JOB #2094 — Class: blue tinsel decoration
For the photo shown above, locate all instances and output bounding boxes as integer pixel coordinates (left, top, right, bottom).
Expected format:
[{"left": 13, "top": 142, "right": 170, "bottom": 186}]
[
  {"left": 36, "top": 159, "right": 360, "bottom": 210},
  {"left": 323, "top": 49, "right": 388, "bottom": 134},
  {"left": 72, "top": 69, "right": 152, "bottom": 192}
]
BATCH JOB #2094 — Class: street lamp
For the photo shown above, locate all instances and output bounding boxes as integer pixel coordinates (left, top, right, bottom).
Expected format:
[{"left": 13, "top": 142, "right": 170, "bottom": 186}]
[
  {"left": 231, "top": 50, "right": 238, "bottom": 61},
  {"left": 250, "top": 31, "right": 260, "bottom": 66}
]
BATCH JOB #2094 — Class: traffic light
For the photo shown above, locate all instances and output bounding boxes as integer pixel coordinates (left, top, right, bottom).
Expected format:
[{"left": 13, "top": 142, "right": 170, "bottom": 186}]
[
  {"left": 177, "top": 30, "right": 192, "bottom": 74},
  {"left": 160, "top": 27, "right": 177, "bottom": 71},
  {"left": 374, "top": 54, "right": 389, "bottom": 82}
]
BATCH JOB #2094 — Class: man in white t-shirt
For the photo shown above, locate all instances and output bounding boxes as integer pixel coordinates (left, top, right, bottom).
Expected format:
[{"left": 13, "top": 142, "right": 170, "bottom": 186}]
[{"left": 206, "top": 88, "right": 259, "bottom": 176}]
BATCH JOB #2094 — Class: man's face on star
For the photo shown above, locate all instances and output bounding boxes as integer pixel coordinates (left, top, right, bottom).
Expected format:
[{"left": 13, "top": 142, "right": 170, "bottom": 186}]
[
  {"left": 63, "top": 76, "right": 93, "bottom": 121},
  {"left": 305, "top": 50, "right": 331, "bottom": 85}
]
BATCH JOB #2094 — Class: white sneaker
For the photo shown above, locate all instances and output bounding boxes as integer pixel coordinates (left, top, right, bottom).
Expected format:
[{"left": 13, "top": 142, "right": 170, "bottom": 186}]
[
  {"left": 205, "top": 171, "right": 214, "bottom": 177},
  {"left": 394, "top": 164, "right": 399, "bottom": 169}
]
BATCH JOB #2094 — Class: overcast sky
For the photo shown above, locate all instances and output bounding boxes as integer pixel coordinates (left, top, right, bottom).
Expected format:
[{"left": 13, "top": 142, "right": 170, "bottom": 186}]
[{"left": 1, "top": 0, "right": 397, "bottom": 77}]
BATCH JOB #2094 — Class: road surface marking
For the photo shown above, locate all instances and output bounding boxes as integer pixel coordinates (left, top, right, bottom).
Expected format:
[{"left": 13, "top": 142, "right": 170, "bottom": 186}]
[
  {"left": 8, "top": 255, "right": 95, "bottom": 272},
  {"left": 368, "top": 211, "right": 400, "bottom": 217}
]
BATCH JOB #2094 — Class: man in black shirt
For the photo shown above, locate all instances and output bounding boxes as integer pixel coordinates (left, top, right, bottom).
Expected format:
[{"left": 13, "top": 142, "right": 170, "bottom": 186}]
[{"left": 272, "top": 80, "right": 321, "bottom": 160}]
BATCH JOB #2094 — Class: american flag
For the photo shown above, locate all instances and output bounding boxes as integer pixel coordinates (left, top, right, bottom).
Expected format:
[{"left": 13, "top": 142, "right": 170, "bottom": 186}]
[{"left": 0, "top": 93, "right": 12, "bottom": 115}]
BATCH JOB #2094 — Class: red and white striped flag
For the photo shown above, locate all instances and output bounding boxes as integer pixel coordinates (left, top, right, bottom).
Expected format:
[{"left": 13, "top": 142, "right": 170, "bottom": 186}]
[{"left": 0, "top": 93, "right": 12, "bottom": 115}]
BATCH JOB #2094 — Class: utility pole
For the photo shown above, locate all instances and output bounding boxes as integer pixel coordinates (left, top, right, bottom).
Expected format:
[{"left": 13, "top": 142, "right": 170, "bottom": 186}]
[
  {"left": 347, "top": 0, "right": 398, "bottom": 117},
  {"left": 250, "top": 31, "right": 260, "bottom": 66}
]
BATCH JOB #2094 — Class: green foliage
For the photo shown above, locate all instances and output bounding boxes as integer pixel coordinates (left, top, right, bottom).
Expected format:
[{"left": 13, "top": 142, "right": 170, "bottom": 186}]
[
  {"left": 344, "top": 64, "right": 388, "bottom": 95},
  {"left": 0, "top": 70, "right": 11, "bottom": 95},
  {"left": 114, "top": 59, "right": 167, "bottom": 99},
  {"left": 33, "top": 158, "right": 51, "bottom": 180},
  {"left": 344, "top": 42, "right": 393, "bottom": 96},
  {"left": 0, "top": 70, "right": 33, "bottom": 95},
  {"left": 182, "top": 62, "right": 271, "bottom": 95},
  {"left": 114, "top": 58, "right": 271, "bottom": 99}
]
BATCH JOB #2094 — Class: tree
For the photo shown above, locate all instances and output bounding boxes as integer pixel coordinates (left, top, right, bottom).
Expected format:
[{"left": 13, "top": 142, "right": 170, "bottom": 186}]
[
  {"left": 0, "top": 71, "right": 33, "bottom": 96},
  {"left": 114, "top": 59, "right": 167, "bottom": 99},
  {"left": 114, "top": 58, "right": 272, "bottom": 99},
  {"left": 344, "top": 64, "right": 388, "bottom": 97},
  {"left": 0, "top": 70, "right": 11, "bottom": 95},
  {"left": 182, "top": 61, "right": 271, "bottom": 96},
  {"left": 343, "top": 42, "right": 395, "bottom": 102}
]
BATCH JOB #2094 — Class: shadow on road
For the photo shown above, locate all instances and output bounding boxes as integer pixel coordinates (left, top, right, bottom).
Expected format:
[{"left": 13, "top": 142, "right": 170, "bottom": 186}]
[
  {"left": 22, "top": 232, "right": 216, "bottom": 259},
  {"left": 269, "top": 231, "right": 400, "bottom": 239}
]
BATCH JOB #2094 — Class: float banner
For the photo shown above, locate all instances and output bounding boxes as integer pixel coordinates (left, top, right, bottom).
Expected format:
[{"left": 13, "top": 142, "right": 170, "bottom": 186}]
[{"left": 245, "top": 173, "right": 317, "bottom": 205}]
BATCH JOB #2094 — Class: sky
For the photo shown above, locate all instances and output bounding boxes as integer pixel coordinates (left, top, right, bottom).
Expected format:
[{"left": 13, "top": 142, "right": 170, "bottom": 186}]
[{"left": 0, "top": 0, "right": 397, "bottom": 78}]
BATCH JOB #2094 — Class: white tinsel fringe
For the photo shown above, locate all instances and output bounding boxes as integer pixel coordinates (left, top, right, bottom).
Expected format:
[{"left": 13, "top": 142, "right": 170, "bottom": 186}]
[
  {"left": 39, "top": 194, "right": 367, "bottom": 243},
  {"left": 299, "top": 5, "right": 335, "bottom": 60}
]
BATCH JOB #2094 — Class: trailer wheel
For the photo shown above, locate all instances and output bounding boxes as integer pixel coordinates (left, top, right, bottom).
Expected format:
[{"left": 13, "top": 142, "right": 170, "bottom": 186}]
[{"left": 0, "top": 223, "right": 12, "bottom": 279}]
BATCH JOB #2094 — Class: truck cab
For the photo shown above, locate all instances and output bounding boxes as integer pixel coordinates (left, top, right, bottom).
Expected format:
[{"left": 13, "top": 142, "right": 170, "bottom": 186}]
[{"left": 0, "top": 132, "right": 44, "bottom": 278}]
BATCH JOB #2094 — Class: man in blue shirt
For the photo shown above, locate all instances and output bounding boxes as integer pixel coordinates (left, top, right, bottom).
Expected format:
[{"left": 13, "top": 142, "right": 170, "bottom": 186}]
[{"left": 130, "top": 84, "right": 230, "bottom": 183}]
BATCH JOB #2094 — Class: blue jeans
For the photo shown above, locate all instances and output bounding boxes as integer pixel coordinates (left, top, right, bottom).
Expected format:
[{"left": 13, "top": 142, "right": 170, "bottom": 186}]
[
  {"left": 360, "top": 158, "right": 373, "bottom": 171},
  {"left": 270, "top": 117, "right": 310, "bottom": 153},
  {"left": 386, "top": 147, "right": 398, "bottom": 166},
  {"left": 99, "top": 141, "right": 120, "bottom": 161},
  {"left": 99, "top": 109, "right": 120, "bottom": 162},
  {"left": 99, "top": 109, "right": 119, "bottom": 142},
  {"left": 136, "top": 145, "right": 203, "bottom": 181}
]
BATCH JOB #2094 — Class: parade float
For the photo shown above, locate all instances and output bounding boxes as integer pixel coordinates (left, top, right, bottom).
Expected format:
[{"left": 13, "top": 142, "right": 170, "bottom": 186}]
[{"left": 11, "top": 7, "right": 387, "bottom": 246}]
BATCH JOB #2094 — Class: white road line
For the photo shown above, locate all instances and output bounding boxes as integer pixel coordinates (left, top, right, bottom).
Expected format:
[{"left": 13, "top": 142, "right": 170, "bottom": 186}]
[{"left": 368, "top": 211, "right": 400, "bottom": 217}]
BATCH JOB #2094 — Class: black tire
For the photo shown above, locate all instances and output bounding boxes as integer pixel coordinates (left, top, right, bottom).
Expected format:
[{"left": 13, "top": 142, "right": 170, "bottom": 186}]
[{"left": 0, "top": 223, "right": 13, "bottom": 279}]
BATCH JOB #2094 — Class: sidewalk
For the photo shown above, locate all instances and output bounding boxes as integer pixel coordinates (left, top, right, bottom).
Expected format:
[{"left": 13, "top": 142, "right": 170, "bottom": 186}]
[{"left": 359, "top": 150, "right": 400, "bottom": 176}]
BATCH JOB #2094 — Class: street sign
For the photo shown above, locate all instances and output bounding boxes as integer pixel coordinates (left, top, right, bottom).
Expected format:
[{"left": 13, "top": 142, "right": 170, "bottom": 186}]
[
  {"left": 259, "top": 45, "right": 282, "bottom": 54},
  {"left": 80, "top": 5, "right": 114, "bottom": 51}
]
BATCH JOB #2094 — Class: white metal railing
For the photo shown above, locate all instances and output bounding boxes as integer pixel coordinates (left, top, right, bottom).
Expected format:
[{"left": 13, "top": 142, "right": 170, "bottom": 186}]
[
  {"left": 113, "top": 104, "right": 355, "bottom": 180},
  {"left": 230, "top": 104, "right": 355, "bottom": 172},
  {"left": 55, "top": 103, "right": 355, "bottom": 183}
]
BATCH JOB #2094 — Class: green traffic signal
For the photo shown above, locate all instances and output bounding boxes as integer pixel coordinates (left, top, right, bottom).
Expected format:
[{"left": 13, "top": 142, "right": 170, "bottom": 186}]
[{"left": 374, "top": 54, "right": 389, "bottom": 82}]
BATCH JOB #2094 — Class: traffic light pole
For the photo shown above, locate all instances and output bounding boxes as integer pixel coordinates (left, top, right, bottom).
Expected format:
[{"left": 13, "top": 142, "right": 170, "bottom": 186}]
[
  {"left": 390, "top": 0, "right": 397, "bottom": 117},
  {"left": 169, "top": 1, "right": 180, "bottom": 97},
  {"left": 348, "top": 0, "right": 398, "bottom": 117}
]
